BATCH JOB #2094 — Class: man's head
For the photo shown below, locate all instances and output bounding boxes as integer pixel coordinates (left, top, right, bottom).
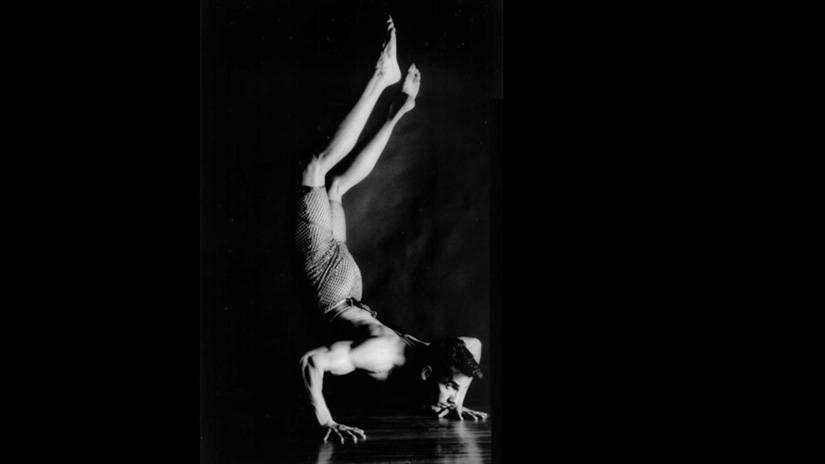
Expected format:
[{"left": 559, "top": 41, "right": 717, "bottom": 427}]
[{"left": 419, "top": 338, "right": 483, "bottom": 411}]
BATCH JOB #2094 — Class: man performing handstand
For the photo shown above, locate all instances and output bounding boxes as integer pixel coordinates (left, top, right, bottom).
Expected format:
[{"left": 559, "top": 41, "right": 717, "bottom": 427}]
[{"left": 295, "top": 18, "right": 488, "bottom": 443}]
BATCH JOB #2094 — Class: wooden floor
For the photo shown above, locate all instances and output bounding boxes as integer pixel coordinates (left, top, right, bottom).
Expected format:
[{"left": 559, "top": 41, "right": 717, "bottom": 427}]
[{"left": 235, "top": 412, "right": 492, "bottom": 464}]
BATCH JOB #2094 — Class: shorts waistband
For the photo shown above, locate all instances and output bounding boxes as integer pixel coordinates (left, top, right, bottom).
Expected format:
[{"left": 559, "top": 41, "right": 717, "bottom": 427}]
[{"left": 324, "top": 297, "right": 378, "bottom": 320}]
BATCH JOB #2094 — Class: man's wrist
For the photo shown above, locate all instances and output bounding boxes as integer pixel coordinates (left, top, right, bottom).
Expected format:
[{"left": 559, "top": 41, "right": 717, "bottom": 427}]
[{"left": 316, "top": 413, "right": 334, "bottom": 426}]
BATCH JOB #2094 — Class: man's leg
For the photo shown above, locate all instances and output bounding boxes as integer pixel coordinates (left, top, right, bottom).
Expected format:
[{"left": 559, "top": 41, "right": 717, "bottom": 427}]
[
  {"left": 325, "top": 65, "right": 420, "bottom": 242},
  {"left": 302, "top": 18, "right": 402, "bottom": 188},
  {"left": 329, "top": 65, "right": 421, "bottom": 199}
]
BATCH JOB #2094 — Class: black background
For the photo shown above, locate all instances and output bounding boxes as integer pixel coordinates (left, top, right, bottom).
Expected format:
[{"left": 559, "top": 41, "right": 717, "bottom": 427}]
[{"left": 201, "top": 0, "right": 502, "bottom": 455}]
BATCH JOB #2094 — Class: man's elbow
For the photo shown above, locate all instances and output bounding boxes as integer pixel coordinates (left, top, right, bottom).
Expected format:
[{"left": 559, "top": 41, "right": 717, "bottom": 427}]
[
  {"left": 299, "top": 352, "right": 324, "bottom": 371},
  {"left": 472, "top": 339, "right": 482, "bottom": 360},
  {"left": 461, "top": 337, "right": 482, "bottom": 361}
]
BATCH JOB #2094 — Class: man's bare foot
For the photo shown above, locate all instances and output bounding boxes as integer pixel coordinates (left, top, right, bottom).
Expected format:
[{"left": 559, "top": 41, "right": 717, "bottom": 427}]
[
  {"left": 375, "top": 17, "right": 401, "bottom": 86},
  {"left": 399, "top": 64, "right": 421, "bottom": 113}
]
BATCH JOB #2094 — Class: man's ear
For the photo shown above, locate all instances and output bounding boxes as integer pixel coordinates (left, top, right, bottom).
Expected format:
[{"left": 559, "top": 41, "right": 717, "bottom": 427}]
[{"left": 420, "top": 365, "right": 432, "bottom": 381}]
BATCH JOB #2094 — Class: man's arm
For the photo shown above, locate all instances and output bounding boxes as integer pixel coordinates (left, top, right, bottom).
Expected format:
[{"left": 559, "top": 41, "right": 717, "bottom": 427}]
[
  {"left": 449, "top": 337, "right": 488, "bottom": 421},
  {"left": 299, "top": 336, "right": 403, "bottom": 442}
]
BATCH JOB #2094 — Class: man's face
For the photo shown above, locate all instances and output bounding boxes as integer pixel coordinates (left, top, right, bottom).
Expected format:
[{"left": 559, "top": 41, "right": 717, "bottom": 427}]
[{"left": 425, "top": 369, "right": 471, "bottom": 412}]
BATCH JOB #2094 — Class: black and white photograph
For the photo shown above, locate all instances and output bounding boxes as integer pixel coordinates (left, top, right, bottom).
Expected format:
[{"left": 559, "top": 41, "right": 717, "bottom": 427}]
[
  {"left": 5, "top": 2, "right": 741, "bottom": 462},
  {"left": 201, "top": 1, "right": 503, "bottom": 462}
]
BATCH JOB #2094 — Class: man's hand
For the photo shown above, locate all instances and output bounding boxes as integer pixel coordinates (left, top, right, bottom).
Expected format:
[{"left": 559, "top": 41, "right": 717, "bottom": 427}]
[
  {"left": 321, "top": 422, "right": 367, "bottom": 444},
  {"left": 431, "top": 404, "right": 489, "bottom": 421},
  {"left": 448, "top": 406, "right": 488, "bottom": 421}
]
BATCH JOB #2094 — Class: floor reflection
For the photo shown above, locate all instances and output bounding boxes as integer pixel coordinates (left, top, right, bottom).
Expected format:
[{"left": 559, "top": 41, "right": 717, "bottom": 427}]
[
  {"left": 310, "top": 415, "right": 490, "bottom": 464},
  {"left": 314, "top": 442, "right": 334, "bottom": 464}
]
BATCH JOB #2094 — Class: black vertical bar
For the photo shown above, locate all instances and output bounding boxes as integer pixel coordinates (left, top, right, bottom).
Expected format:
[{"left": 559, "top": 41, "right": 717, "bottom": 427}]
[{"left": 489, "top": 97, "right": 503, "bottom": 464}]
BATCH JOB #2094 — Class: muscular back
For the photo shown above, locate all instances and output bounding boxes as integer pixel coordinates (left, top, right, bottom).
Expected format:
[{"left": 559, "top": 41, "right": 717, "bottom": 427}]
[{"left": 305, "top": 332, "right": 409, "bottom": 379}]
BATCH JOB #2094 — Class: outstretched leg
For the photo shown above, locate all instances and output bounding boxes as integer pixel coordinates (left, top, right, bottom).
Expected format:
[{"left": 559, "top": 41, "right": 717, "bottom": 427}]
[
  {"left": 329, "top": 64, "right": 421, "bottom": 200},
  {"left": 302, "top": 18, "right": 401, "bottom": 188}
]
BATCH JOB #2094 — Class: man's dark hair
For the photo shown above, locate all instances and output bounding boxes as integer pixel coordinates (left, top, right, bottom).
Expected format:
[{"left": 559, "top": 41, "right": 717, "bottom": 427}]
[{"left": 426, "top": 337, "right": 483, "bottom": 380}]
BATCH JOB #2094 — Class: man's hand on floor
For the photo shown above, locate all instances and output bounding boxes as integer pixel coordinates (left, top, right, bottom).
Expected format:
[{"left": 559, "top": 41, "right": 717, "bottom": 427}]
[
  {"left": 448, "top": 406, "right": 488, "bottom": 421},
  {"left": 431, "top": 404, "right": 489, "bottom": 421},
  {"left": 321, "top": 421, "right": 367, "bottom": 444}
]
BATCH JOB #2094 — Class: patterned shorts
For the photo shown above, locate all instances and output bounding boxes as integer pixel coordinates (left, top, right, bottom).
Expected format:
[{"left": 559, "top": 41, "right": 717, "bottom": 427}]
[{"left": 295, "top": 186, "right": 364, "bottom": 314}]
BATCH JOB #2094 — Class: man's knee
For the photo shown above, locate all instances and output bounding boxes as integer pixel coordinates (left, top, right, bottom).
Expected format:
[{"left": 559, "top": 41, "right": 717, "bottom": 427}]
[
  {"left": 328, "top": 176, "right": 347, "bottom": 202},
  {"left": 301, "top": 155, "right": 327, "bottom": 187}
]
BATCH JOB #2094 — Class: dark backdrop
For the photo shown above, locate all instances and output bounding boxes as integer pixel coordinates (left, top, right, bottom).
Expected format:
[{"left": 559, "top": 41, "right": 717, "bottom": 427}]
[{"left": 201, "top": 0, "right": 502, "bottom": 455}]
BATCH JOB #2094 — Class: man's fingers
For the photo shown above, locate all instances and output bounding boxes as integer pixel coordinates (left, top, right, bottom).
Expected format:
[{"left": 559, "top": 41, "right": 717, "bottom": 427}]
[
  {"left": 342, "top": 426, "right": 365, "bottom": 438},
  {"left": 322, "top": 425, "right": 368, "bottom": 444},
  {"left": 438, "top": 408, "right": 450, "bottom": 418},
  {"left": 456, "top": 408, "right": 488, "bottom": 421},
  {"left": 346, "top": 430, "right": 359, "bottom": 443}
]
